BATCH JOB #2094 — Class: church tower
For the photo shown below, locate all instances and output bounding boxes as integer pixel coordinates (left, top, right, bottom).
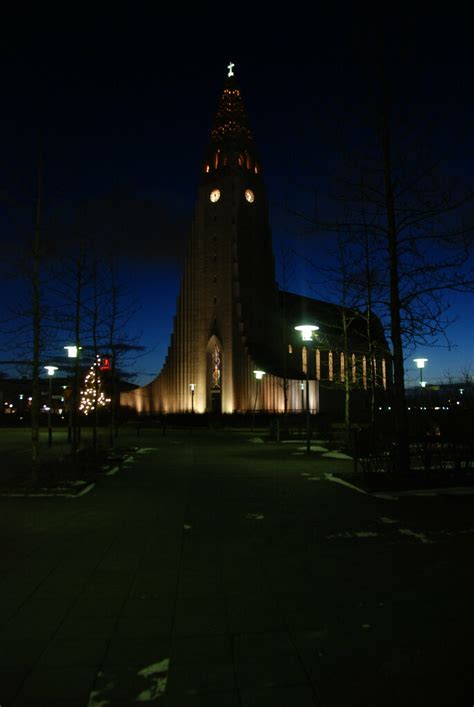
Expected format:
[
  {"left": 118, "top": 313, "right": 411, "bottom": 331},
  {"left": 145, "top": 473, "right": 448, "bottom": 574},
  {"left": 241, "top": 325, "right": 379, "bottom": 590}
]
[
  {"left": 190, "top": 64, "right": 282, "bottom": 413},
  {"left": 126, "top": 64, "right": 287, "bottom": 414}
]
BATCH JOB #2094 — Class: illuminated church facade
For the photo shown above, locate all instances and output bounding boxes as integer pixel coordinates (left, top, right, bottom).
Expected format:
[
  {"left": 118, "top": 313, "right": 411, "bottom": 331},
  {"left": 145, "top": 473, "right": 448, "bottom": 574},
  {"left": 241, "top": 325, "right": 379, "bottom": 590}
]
[{"left": 122, "top": 66, "right": 390, "bottom": 415}]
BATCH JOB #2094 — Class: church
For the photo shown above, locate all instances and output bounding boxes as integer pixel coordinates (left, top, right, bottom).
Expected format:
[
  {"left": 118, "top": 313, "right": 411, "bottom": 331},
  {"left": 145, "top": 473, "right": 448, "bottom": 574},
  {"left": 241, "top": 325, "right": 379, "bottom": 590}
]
[{"left": 121, "top": 65, "right": 391, "bottom": 416}]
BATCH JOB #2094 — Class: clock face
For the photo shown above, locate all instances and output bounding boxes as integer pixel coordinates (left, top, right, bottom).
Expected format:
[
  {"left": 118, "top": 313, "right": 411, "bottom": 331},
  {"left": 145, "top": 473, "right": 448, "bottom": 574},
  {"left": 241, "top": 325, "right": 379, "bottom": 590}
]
[
  {"left": 245, "top": 189, "right": 255, "bottom": 203},
  {"left": 210, "top": 189, "right": 220, "bottom": 203}
]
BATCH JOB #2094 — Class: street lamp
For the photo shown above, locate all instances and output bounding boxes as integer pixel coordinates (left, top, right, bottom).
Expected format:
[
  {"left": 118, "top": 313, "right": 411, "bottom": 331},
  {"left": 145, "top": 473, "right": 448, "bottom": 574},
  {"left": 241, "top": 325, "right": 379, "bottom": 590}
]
[
  {"left": 252, "top": 370, "right": 265, "bottom": 431},
  {"left": 44, "top": 365, "right": 58, "bottom": 447},
  {"left": 189, "top": 383, "right": 196, "bottom": 414},
  {"left": 295, "top": 323, "right": 319, "bottom": 454},
  {"left": 413, "top": 358, "right": 428, "bottom": 388},
  {"left": 64, "top": 345, "right": 81, "bottom": 449},
  {"left": 64, "top": 345, "right": 81, "bottom": 358}
]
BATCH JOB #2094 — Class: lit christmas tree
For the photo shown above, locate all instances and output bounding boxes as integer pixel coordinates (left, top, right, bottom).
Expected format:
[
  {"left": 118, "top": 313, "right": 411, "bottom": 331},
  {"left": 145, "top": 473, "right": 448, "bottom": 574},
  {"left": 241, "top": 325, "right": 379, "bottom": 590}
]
[{"left": 79, "top": 356, "right": 110, "bottom": 415}]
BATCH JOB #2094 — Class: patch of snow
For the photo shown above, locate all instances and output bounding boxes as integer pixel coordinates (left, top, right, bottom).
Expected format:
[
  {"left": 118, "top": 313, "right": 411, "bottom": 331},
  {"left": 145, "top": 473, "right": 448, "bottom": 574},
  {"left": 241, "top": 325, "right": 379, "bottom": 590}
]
[
  {"left": 245, "top": 513, "right": 264, "bottom": 520},
  {"left": 322, "top": 451, "right": 353, "bottom": 459},
  {"left": 398, "top": 528, "right": 434, "bottom": 544},
  {"left": 137, "top": 447, "right": 158, "bottom": 453},
  {"left": 106, "top": 466, "right": 119, "bottom": 476},
  {"left": 326, "top": 530, "right": 378, "bottom": 539},
  {"left": 297, "top": 445, "right": 329, "bottom": 452},
  {"left": 123, "top": 456, "right": 134, "bottom": 464},
  {"left": 324, "top": 474, "right": 368, "bottom": 495},
  {"left": 307, "top": 477, "right": 323, "bottom": 481},
  {"left": 291, "top": 452, "right": 305, "bottom": 455},
  {"left": 184, "top": 524, "right": 192, "bottom": 530},
  {"left": 75, "top": 483, "right": 95, "bottom": 497},
  {"left": 87, "top": 691, "right": 111, "bottom": 707},
  {"left": 136, "top": 659, "right": 170, "bottom": 701},
  {"left": 301, "top": 472, "right": 310, "bottom": 476},
  {"left": 371, "top": 492, "right": 399, "bottom": 501},
  {"left": 379, "top": 516, "right": 399, "bottom": 524},
  {"left": 354, "top": 531, "right": 379, "bottom": 537},
  {"left": 326, "top": 532, "right": 353, "bottom": 539},
  {"left": 248, "top": 437, "right": 264, "bottom": 444},
  {"left": 442, "top": 487, "right": 474, "bottom": 495},
  {"left": 1, "top": 483, "right": 95, "bottom": 499}
]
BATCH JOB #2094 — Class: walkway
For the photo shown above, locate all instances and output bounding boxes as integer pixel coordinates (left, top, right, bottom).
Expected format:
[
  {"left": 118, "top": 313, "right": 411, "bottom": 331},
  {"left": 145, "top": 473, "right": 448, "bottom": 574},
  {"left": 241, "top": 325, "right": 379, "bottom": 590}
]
[{"left": 1, "top": 429, "right": 473, "bottom": 706}]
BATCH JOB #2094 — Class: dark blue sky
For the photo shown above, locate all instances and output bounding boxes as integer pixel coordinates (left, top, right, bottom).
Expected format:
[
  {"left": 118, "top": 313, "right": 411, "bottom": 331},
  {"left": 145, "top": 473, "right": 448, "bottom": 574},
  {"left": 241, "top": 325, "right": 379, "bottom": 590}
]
[{"left": 1, "top": 10, "right": 473, "bottom": 386}]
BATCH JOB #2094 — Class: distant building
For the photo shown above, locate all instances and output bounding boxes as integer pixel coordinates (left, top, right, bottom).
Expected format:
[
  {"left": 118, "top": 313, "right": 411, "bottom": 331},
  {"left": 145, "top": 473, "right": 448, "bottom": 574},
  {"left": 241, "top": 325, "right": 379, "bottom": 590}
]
[{"left": 122, "top": 67, "right": 390, "bottom": 415}]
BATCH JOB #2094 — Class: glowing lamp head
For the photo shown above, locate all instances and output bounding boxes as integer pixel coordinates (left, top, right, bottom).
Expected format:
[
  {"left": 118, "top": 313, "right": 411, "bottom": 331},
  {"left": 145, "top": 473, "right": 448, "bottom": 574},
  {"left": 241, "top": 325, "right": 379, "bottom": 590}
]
[
  {"left": 413, "top": 358, "right": 428, "bottom": 369},
  {"left": 64, "top": 345, "right": 81, "bottom": 358},
  {"left": 189, "top": 383, "right": 196, "bottom": 391},
  {"left": 253, "top": 370, "right": 265, "bottom": 380},
  {"left": 294, "top": 324, "right": 319, "bottom": 341},
  {"left": 420, "top": 381, "right": 427, "bottom": 388},
  {"left": 44, "top": 365, "right": 58, "bottom": 376}
]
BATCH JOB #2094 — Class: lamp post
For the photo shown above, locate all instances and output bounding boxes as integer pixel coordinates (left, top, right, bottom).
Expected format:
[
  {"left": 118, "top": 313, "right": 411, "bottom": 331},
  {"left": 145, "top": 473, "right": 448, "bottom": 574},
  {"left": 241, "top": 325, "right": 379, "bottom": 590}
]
[
  {"left": 252, "top": 370, "right": 265, "bottom": 431},
  {"left": 189, "top": 383, "right": 195, "bottom": 414},
  {"left": 413, "top": 358, "right": 428, "bottom": 388},
  {"left": 44, "top": 365, "right": 58, "bottom": 447},
  {"left": 295, "top": 324, "right": 319, "bottom": 455},
  {"left": 64, "top": 345, "right": 81, "bottom": 450}
]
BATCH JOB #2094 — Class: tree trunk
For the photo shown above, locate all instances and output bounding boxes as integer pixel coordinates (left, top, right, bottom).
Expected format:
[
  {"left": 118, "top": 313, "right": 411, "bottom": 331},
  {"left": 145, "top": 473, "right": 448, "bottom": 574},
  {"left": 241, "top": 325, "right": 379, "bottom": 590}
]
[
  {"left": 342, "top": 310, "right": 351, "bottom": 445},
  {"left": 381, "top": 103, "right": 410, "bottom": 473},
  {"left": 30, "top": 157, "right": 42, "bottom": 483}
]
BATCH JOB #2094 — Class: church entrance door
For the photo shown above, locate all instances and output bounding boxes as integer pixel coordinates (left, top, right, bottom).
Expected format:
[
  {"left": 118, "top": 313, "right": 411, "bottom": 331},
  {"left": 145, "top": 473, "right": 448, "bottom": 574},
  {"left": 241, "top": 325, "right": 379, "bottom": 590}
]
[{"left": 211, "top": 390, "right": 222, "bottom": 414}]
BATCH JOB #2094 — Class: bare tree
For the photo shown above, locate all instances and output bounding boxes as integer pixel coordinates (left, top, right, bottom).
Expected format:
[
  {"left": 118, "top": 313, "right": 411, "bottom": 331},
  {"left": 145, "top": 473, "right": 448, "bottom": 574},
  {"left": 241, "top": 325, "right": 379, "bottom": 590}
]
[{"left": 290, "top": 83, "right": 474, "bottom": 472}]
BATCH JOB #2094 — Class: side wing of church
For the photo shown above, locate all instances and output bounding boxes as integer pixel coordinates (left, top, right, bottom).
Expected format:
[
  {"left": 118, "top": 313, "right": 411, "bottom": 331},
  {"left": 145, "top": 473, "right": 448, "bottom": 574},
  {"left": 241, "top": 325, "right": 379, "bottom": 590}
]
[{"left": 121, "top": 67, "right": 391, "bottom": 415}]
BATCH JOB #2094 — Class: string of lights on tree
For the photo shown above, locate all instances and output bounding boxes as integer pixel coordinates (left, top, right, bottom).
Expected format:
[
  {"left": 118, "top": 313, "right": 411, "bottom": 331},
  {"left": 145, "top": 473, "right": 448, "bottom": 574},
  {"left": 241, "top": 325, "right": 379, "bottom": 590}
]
[{"left": 79, "top": 356, "right": 111, "bottom": 415}]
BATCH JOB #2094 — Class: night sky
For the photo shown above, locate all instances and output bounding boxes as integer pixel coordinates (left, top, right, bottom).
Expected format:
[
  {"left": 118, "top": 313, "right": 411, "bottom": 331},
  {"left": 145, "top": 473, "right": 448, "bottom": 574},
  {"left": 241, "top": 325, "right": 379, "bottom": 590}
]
[{"left": 1, "top": 10, "right": 472, "bottom": 387}]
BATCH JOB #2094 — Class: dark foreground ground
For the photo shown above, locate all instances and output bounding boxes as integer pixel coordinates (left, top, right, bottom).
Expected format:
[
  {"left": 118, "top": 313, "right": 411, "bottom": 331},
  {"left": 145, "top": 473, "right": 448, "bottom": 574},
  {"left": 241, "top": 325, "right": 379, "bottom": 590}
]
[{"left": 0, "top": 428, "right": 473, "bottom": 706}]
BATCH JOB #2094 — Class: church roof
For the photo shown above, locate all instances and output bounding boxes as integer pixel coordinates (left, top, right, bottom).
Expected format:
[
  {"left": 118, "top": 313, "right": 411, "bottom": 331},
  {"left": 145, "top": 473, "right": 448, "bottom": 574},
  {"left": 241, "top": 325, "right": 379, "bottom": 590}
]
[
  {"left": 245, "top": 290, "right": 390, "bottom": 382},
  {"left": 280, "top": 290, "right": 390, "bottom": 355},
  {"left": 210, "top": 75, "right": 254, "bottom": 145}
]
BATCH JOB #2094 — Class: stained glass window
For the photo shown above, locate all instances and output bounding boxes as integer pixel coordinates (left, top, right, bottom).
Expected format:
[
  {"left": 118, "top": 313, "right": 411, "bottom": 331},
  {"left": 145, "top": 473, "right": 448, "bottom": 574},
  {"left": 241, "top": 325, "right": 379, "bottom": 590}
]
[{"left": 212, "top": 345, "right": 221, "bottom": 390}]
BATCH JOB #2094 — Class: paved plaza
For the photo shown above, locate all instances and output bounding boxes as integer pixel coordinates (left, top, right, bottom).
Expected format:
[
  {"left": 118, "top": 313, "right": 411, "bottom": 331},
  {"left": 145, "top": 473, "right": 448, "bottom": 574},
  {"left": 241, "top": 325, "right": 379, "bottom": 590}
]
[{"left": 1, "top": 428, "right": 473, "bottom": 706}]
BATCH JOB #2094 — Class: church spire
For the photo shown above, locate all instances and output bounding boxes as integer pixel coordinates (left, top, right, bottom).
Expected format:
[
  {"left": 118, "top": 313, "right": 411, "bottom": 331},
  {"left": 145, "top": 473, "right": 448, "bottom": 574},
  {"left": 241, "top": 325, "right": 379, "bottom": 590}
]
[{"left": 210, "top": 63, "right": 254, "bottom": 146}]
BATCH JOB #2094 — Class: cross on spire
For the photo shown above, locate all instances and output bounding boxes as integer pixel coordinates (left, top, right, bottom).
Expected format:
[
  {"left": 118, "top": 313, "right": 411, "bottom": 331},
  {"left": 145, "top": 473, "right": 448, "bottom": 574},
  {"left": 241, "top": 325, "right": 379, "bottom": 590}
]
[{"left": 227, "top": 61, "right": 235, "bottom": 77}]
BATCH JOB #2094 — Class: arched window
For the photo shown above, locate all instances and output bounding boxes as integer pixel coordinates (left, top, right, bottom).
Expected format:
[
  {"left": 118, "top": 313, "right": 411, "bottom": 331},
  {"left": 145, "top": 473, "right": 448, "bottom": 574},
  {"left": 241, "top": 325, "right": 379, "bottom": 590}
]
[
  {"left": 352, "top": 353, "right": 357, "bottom": 383},
  {"left": 254, "top": 164, "right": 259, "bottom": 174},
  {"left": 302, "top": 346, "right": 308, "bottom": 374},
  {"left": 204, "top": 163, "right": 210, "bottom": 173},
  {"left": 362, "top": 355, "right": 367, "bottom": 390},
  {"left": 328, "top": 351, "right": 333, "bottom": 381},
  {"left": 382, "top": 358, "right": 387, "bottom": 390},
  {"left": 238, "top": 154, "right": 243, "bottom": 167},
  {"left": 340, "top": 352, "right": 345, "bottom": 382},
  {"left": 214, "top": 150, "right": 220, "bottom": 169},
  {"left": 315, "top": 349, "right": 321, "bottom": 380},
  {"left": 288, "top": 344, "right": 293, "bottom": 354}
]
